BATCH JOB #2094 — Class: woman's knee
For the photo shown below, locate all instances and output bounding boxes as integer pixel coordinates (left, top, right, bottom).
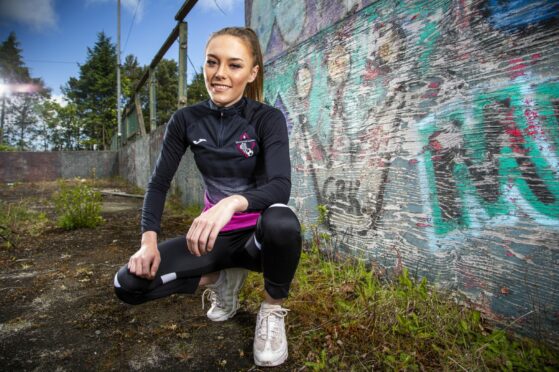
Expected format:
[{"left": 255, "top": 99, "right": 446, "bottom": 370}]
[
  {"left": 113, "top": 265, "right": 151, "bottom": 305},
  {"left": 259, "top": 204, "right": 301, "bottom": 239}
]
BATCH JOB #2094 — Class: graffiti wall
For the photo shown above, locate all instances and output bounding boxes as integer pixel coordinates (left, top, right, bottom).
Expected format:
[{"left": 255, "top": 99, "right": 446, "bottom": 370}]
[{"left": 247, "top": 0, "right": 559, "bottom": 342}]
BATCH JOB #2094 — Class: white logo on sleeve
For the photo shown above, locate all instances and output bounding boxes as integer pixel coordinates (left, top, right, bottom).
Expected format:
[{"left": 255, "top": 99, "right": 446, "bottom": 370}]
[{"left": 193, "top": 138, "right": 207, "bottom": 145}]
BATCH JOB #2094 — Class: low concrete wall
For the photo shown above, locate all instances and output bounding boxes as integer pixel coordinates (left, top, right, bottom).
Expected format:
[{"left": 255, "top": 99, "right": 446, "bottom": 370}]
[
  {"left": 117, "top": 125, "right": 205, "bottom": 208},
  {"left": 0, "top": 151, "right": 118, "bottom": 183}
]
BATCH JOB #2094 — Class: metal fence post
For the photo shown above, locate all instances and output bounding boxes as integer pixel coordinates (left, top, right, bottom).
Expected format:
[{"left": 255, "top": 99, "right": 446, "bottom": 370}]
[
  {"left": 178, "top": 22, "right": 188, "bottom": 108},
  {"left": 149, "top": 67, "right": 157, "bottom": 132}
]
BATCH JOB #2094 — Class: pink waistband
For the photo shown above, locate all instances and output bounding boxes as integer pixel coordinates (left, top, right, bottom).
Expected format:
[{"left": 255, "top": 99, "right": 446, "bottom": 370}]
[{"left": 204, "top": 193, "right": 261, "bottom": 232}]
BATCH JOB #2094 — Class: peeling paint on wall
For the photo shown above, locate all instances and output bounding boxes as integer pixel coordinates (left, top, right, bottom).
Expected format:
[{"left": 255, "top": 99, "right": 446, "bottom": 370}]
[{"left": 247, "top": 0, "right": 559, "bottom": 343}]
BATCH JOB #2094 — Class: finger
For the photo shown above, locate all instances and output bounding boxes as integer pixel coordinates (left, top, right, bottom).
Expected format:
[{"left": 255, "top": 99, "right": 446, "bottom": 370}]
[
  {"left": 151, "top": 255, "right": 160, "bottom": 278},
  {"left": 186, "top": 223, "right": 200, "bottom": 255},
  {"left": 138, "top": 258, "right": 147, "bottom": 277},
  {"left": 206, "top": 227, "right": 219, "bottom": 253},
  {"left": 129, "top": 258, "right": 137, "bottom": 274},
  {"left": 188, "top": 230, "right": 201, "bottom": 257},
  {"left": 198, "top": 222, "right": 216, "bottom": 254},
  {"left": 197, "top": 222, "right": 214, "bottom": 255}
]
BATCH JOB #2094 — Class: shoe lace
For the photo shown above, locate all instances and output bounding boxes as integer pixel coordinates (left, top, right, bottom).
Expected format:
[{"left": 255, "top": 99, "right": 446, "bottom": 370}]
[
  {"left": 201, "top": 288, "right": 222, "bottom": 310},
  {"left": 257, "top": 307, "right": 289, "bottom": 340}
]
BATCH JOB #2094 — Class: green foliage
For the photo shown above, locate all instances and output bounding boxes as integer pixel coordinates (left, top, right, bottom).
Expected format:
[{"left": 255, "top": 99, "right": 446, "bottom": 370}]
[
  {"left": 0, "top": 143, "right": 17, "bottom": 151},
  {"left": 187, "top": 69, "right": 209, "bottom": 106},
  {"left": 39, "top": 99, "right": 82, "bottom": 150},
  {"left": 63, "top": 32, "right": 117, "bottom": 149},
  {"left": 154, "top": 59, "right": 179, "bottom": 127},
  {"left": 52, "top": 182, "right": 103, "bottom": 230},
  {"left": 0, "top": 199, "right": 48, "bottom": 248},
  {"left": 240, "top": 205, "right": 559, "bottom": 370},
  {"left": 0, "top": 32, "right": 50, "bottom": 150}
]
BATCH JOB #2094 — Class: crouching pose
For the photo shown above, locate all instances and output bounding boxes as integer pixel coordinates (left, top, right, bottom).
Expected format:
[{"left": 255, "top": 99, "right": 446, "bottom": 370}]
[{"left": 113, "top": 27, "right": 302, "bottom": 367}]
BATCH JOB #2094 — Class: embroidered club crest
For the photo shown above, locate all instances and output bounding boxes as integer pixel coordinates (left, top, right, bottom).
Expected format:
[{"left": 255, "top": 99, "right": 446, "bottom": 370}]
[{"left": 236, "top": 132, "right": 256, "bottom": 158}]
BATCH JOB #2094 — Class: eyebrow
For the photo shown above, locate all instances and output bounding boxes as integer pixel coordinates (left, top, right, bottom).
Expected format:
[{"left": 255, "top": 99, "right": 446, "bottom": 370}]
[{"left": 206, "top": 53, "right": 245, "bottom": 62}]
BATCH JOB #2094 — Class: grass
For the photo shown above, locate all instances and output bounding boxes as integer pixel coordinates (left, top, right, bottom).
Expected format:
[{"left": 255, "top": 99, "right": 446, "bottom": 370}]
[
  {"left": 0, "top": 199, "right": 49, "bottom": 249},
  {"left": 240, "top": 208, "right": 559, "bottom": 371}
]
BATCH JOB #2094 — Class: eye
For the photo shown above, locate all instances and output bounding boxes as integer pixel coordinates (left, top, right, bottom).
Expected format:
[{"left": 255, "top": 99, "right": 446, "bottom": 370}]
[
  {"left": 206, "top": 59, "right": 217, "bottom": 66},
  {"left": 230, "top": 64, "right": 242, "bottom": 69}
]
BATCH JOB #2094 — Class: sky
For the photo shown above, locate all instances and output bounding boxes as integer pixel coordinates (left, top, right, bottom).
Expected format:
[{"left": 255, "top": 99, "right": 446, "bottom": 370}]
[{"left": 0, "top": 0, "right": 245, "bottom": 99}]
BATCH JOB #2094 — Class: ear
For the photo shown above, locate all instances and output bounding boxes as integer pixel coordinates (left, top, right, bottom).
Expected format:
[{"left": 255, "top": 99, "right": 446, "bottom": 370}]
[{"left": 248, "top": 65, "right": 259, "bottom": 83}]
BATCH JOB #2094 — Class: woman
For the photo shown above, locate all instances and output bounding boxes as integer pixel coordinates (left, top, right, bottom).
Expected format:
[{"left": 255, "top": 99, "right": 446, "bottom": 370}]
[{"left": 113, "top": 27, "right": 302, "bottom": 367}]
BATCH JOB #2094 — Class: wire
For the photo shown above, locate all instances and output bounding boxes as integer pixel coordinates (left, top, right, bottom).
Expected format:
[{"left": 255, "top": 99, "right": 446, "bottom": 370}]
[
  {"left": 27, "top": 59, "right": 78, "bottom": 64},
  {"left": 213, "top": 0, "right": 227, "bottom": 16},
  {"left": 123, "top": 0, "right": 142, "bottom": 54},
  {"left": 187, "top": 54, "right": 199, "bottom": 76}
]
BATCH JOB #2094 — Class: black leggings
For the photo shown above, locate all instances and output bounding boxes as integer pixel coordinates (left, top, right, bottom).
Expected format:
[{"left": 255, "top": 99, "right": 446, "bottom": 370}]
[{"left": 114, "top": 204, "right": 302, "bottom": 305}]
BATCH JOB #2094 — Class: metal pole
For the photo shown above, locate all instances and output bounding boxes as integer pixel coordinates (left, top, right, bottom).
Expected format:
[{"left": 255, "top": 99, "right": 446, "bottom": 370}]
[
  {"left": 0, "top": 95, "right": 6, "bottom": 145},
  {"left": 149, "top": 67, "right": 157, "bottom": 132},
  {"left": 117, "top": 0, "right": 122, "bottom": 148},
  {"left": 178, "top": 22, "right": 188, "bottom": 108}
]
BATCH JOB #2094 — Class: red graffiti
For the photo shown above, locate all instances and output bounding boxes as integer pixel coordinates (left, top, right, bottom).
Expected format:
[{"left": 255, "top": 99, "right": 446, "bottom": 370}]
[{"left": 509, "top": 58, "right": 527, "bottom": 79}]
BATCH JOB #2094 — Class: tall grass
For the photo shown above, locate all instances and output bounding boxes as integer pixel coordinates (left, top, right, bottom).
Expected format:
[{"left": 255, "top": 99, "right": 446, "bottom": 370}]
[{"left": 240, "top": 207, "right": 558, "bottom": 370}]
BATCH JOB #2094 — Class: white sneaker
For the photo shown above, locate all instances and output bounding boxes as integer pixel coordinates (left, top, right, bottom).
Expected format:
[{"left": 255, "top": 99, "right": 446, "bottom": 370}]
[
  {"left": 253, "top": 302, "right": 290, "bottom": 366},
  {"left": 202, "top": 268, "right": 248, "bottom": 322}
]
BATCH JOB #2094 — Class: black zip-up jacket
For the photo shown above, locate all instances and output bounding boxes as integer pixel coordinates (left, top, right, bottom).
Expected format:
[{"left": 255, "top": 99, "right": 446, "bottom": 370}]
[{"left": 141, "top": 98, "right": 291, "bottom": 234}]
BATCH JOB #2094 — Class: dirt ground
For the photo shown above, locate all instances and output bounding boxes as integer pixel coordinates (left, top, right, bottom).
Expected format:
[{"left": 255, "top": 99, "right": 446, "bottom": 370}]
[{"left": 0, "top": 181, "right": 296, "bottom": 371}]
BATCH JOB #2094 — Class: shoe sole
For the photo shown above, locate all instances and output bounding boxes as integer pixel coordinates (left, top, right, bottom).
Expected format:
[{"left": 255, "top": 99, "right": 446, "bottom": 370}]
[
  {"left": 207, "top": 306, "right": 239, "bottom": 322},
  {"left": 254, "top": 349, "right": 288, "bottom": 367}
]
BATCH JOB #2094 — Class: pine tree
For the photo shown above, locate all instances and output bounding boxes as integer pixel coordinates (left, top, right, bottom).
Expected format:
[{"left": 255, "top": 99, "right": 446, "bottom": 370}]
[
  {"left": 0, "top": 32, "right": 49, "bottom": 150},
  {"left": 154, "top": 59, "right": 178, "bottom": 127},
  {"left": 63, "top": 32, "right": 117, "bottom": 149}
]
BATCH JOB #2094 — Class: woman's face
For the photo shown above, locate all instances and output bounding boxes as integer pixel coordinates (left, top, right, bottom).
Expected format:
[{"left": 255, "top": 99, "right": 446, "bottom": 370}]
[{"left": 204, "top": 34, "right": 259, "bottom": 107}]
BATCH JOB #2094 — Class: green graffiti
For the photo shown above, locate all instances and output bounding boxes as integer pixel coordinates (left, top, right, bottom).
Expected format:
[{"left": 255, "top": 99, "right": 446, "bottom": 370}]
[
  {"left": 421, "top": 84, "right": 559, "bottom": 234},
  {"left": 534, "top": 82, "right": 559, "bottom": 157},
  {"left": 417, "top": 22, "right": 440, "bottom": 73}
]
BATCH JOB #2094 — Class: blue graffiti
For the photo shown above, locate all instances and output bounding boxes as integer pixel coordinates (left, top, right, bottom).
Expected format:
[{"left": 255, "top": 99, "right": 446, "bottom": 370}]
[{"left": 486, "top": 0, "right": 559, "bottom": 30}]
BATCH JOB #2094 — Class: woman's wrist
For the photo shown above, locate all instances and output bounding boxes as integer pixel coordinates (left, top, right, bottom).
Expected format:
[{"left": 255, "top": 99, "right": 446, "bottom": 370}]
[
  {"left": 225, "top": 195, "right": 249, "bottom": 212},
  {"left": 141, "top": 231, "right": 158, "bottom": 245}
]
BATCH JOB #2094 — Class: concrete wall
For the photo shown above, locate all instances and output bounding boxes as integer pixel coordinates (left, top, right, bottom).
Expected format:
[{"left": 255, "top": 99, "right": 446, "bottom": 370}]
[
  {"left": 247, "top": 0, "right": 559, "bottom": 342},
  {"left": 0, "top": 151, "right": 118, "bottom": 182},
  {"left": 117, "top": 124, "right": 205, "bottom": 208}
]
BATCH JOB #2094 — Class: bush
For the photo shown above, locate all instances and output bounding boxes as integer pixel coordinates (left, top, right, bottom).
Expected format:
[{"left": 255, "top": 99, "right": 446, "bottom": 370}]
[{"left": 53, "top": 182, "right": 103, "bottom": 229}]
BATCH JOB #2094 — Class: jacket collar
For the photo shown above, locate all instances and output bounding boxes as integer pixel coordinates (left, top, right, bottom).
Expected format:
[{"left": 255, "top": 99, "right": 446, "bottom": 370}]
[{"left": 207, "top": 97, "right": 247, "bottom": 117}]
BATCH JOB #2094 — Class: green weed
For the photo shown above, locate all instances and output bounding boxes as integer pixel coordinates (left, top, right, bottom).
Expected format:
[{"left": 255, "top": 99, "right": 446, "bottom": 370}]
[
  {"left": 52, "top": 181, "right": 103, "bottom": 230},
  {"left": 0, "top": 200, "right": 49, "bottom": 248},
  {"left": 240, "top": 205, "right": 559, "bottom": 370}
]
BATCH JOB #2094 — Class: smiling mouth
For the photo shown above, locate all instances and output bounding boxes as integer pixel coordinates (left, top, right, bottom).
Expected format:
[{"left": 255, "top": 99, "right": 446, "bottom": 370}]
[{"left": 212, "top": 83, "right": 231, "bottom": 91}]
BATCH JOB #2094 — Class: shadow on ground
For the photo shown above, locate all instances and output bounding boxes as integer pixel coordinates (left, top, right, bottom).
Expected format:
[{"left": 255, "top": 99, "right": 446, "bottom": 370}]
[{"left": 0, "top": 181, "right": 295, "bottom": 371}]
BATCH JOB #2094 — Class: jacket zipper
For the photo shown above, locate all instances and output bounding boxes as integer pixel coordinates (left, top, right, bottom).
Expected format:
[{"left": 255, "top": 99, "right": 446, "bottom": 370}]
[{"left": 218, "top": 111, "right": 224, "bottom": 147}]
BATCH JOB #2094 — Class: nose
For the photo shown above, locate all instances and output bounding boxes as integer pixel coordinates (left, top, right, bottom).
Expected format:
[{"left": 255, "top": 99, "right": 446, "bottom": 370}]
[{"left": 215, "top": 63, "right": 226, "bottom": 79}]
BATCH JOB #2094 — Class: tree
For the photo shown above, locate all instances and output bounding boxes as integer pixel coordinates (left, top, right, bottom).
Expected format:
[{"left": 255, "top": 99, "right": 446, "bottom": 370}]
[
  {"left": 187, "top": 68, "right": 209, "bottom": 106},
  {"left": 63, "top": 32, "right": 117, "bottom": 150},
  {"left": 39, "top": 99, "right": 82, "bottom": 150},
  {"left": 0, "top": 32, "right": 49, "bottom": 150},
  {"left": 154, "top": 59, "right": 178, "bottom": 127},
  {"left": 121, "top": 54, "right": 148, "bottom": 134}
]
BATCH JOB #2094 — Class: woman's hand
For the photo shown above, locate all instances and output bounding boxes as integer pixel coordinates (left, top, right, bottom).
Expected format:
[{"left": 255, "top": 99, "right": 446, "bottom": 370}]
[
  {"left": 128, "top": 231, "right": 160, "bottom": 279},
  {"left": 187, "top": 195, "right": 248, "bottom": 256}
]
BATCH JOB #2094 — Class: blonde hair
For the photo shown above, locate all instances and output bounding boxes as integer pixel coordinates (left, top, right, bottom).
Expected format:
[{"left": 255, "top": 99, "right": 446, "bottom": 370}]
[{"left": 206, "top": 27, "right": 264, "bottom": 102}]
